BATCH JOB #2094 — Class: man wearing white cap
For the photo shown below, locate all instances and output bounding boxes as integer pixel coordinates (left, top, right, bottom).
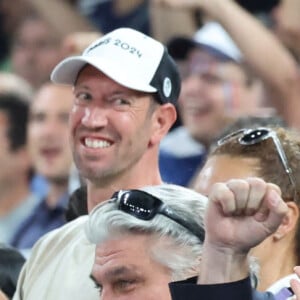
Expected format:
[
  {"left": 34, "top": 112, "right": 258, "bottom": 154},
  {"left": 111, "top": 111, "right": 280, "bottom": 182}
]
[
  {"left": 159, "top": 21, "right": 265, "bottom": 187},
  {"left": 13, "top": 26, "right": 274, "bottom": 300},
  {"left": 13, "top": 27, "right": 180, "bottom": 300}
]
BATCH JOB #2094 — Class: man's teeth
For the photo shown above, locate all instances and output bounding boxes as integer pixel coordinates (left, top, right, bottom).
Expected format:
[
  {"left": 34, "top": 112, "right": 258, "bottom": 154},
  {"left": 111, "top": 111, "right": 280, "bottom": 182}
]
[{"left": 84, "top": 138, "right": 111, "bottom": 148}]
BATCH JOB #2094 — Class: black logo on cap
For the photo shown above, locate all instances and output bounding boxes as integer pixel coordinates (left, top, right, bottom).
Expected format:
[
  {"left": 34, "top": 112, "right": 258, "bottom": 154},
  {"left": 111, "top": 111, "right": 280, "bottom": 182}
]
[{"left": 86, "top": 38, "right": 111, "bottom": 53}]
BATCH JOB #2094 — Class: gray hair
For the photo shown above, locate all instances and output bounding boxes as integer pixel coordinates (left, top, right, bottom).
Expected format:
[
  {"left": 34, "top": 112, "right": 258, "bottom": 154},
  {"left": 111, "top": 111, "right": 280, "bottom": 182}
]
[{"left": 85, "top": 184, "right": 208, "bottom": 281}]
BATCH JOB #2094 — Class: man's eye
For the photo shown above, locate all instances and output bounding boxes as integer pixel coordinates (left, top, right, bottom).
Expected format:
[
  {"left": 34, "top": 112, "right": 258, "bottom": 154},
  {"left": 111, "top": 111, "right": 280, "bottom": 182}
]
[
  {"left": 115, "top": 279, "right": 136, "bottom": 291},
  {"left": 114, "top": 98, "right": 130, "bottom": 106},
  {"left": 75, "top": 92, "right": 92, "bottom": 104},
  {"left": 78, "top": 93, "right": 90, "bottom": 100}
]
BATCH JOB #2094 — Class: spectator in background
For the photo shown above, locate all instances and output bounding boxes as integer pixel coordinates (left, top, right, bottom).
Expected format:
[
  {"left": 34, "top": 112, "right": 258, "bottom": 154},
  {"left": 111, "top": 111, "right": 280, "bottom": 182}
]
[
  {"left": 0, "top": 73, "right": 33, "bottom": 104},
  {"left": 0, "top": 0, "right": 95, "bottom": 71},
  {"left": 10, "top": 11, "right": 64, "bottom": 90},
  {"left": 0, "top": 0, "right": 28, "bottom": 71},
  {"left": 271, "top": 0, "right": 300, "bottom": 61},
  {"left": 23, "top": 0, "right": 95, "bottom": 38},
  {"left": 61, "top": 31, "right": 102, "bottom": 57},
  {"left": 159, "top": 22, "right": 267, "bottom": 186},
  {"left": 156, "top": 0, "right": 300, "bottom": 130},
  {"left": 192, "top": 125, "right": 300, "bottom": 295},
  {"left": 0, "top": 94, "right": 40, "bottom": 247},
  {"left": 0, "top": 244, "right": 25, "bottom": 299},
  {"left": 11, "top": 83, "right": 74, "bottom": 251},
  {"left": 0, "top": 72, "right": 50, "bottom": 200},
  {"left": 78, "top": 0, "right": 150, "bottom": 34},
  {"left": 209, "top": 115, "right": 286, "bottom": 149}
]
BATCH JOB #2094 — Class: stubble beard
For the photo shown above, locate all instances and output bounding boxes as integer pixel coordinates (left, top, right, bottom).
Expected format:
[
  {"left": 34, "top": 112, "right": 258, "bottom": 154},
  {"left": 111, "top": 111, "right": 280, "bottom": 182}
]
[{"left": 73, "top": 150, "right": 131, "bottom": 187}]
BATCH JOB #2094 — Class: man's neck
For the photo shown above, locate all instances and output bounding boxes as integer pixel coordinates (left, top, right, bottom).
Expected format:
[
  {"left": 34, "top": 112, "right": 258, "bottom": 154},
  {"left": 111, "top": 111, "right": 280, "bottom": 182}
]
[
  {"left": 256, "top": 240, "right": 297, "bottom": 291},
  {"left": 85, "top": 146, "right": 164, "bottom": 211},
  {"left": 86, "top": 168, "right": 162, "bottom": 212}
]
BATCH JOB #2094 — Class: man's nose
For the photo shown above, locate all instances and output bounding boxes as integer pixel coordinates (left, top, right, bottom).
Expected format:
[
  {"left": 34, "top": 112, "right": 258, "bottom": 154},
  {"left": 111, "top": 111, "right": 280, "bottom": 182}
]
[{"left": 81, "top": 106, "right": 108, "bottom": 128}]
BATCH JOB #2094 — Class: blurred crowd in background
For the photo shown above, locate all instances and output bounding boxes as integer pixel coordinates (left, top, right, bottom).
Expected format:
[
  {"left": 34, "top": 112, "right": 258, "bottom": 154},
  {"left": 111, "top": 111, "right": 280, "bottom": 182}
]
[{"left": 0, "top": 0, "right": 300, "bottom": 299}]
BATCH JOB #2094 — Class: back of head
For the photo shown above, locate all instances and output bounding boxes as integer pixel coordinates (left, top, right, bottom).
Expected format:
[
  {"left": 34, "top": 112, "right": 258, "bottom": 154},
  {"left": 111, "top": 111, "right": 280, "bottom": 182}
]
[
  {"left": 0, "top": 244, "right": 25, "bottom": 298},
  {"left": 212, "top": 115, "right": 287, "bottom": 148},
  {"left": 213, "top": 125, "right": 300, "bottom": 202},
  {"left": 86, "top": 184, "right": 207, "bottom": 280},
  {"left": 0, "top": 93, "right": 29, "bottom": 151},
  {"left": 0, "top": 73, "right": 33, "bottom": 103},
  {"left": 195, "top": 123, "right": 300, "bottom": 269},
  {"left": 51, "top": 27, "right": 181, "bottom": 106},
  {"left": 168, "top": 23, "right": 263, "bottom": 146}
]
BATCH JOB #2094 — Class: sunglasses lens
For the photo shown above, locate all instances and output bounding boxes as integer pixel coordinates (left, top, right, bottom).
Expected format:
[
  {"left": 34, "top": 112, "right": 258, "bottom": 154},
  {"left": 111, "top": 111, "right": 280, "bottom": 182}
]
[
  {"left": 113, "top": 189, "right": 205, "bottom": 242},
  {"left": 239, "top": 128, "right": 269, "bottom": 145},
  {"left": 118, "top": 191, "right": 160, "bottom": 220}
]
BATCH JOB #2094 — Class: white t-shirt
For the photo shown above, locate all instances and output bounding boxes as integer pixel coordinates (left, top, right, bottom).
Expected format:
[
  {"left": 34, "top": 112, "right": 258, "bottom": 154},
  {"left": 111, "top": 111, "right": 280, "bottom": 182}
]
[
  {"left": 267, "top": 274, "right": 297, "bottom": 300},
  {"left": 13, "top": 216, "right": 98, "bottom": 300}
]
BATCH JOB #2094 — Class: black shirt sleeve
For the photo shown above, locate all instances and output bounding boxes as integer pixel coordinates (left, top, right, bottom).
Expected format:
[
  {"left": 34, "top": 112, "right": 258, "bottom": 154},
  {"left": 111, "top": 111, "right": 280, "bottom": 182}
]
[{"left": 169, "top": 277, "right": 275, "bottom": 300}]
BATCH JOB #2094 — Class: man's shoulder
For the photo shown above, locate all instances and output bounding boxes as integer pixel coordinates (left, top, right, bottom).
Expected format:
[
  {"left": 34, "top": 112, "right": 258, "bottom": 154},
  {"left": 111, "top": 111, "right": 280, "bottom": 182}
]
[
  {"left": 14, "top": 216, "right": 98, "bottom": 300},
  {"left": 19, "top": 216, "right": 94, "bottom": 284},
  {"left": 38, "top": 215, "right": 88, "bottom": 241},
  {"left": 30, "top": 216, "right": 89, "bottom": 257}
]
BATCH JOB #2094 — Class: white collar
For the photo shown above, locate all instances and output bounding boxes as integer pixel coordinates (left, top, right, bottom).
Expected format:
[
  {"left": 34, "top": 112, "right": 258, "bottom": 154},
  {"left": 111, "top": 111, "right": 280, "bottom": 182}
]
[{"left": 267, "top": 274, "right": 297, "bottom": 294}]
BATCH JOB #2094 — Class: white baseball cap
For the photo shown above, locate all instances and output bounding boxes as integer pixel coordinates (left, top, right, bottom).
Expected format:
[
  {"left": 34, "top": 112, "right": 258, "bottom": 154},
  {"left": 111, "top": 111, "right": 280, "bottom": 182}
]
[
  {"left": 168, "top": 22, "right": 242, "bottom": 62},
  {"left": 51, "top": 28, "right": 181, "bottom": 105}
]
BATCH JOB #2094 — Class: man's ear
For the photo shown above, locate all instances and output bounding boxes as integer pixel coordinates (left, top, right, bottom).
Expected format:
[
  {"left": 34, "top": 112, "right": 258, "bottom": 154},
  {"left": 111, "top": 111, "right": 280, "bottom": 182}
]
[
  {"left": 273, "top": 201, "right": 299, "bottom": 240},
  {"left": 149, "top": 103, "right": 177, "bottom": 146}
]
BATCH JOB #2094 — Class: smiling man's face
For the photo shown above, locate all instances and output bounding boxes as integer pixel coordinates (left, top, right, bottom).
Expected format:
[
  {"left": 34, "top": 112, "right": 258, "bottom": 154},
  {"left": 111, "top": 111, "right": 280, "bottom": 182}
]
[{"left": 70, "top": 65, "right": 157, "bottom": 184}]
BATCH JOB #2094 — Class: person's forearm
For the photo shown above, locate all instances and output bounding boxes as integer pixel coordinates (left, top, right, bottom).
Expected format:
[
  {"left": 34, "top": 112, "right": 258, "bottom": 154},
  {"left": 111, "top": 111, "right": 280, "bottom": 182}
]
[
  {"left": 149, "top": 2, "right": 196, "bottom": 43},
  {"left": 25, "top": 0, "right": 95, "bottom": 37},
  {"left": 200, "top": 0, "right": 300, "bottom": 128},
  {"left": 198, "top": 243, "right": 248, "bottom": 284},
  {"left": 201, "top": 0, "right": 299, "bottom": 96}
]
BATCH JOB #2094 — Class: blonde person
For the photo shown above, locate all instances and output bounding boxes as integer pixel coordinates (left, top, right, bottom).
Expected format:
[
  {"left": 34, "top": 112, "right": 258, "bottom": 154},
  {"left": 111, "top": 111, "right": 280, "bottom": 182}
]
[{"left": 193, "top": 125, "right": 300, "bottom": 297}]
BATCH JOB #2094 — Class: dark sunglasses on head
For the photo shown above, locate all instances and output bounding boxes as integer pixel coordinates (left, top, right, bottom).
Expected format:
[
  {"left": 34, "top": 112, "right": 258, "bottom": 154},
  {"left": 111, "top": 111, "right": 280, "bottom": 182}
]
[
  {"left": 218, "top": 127, "right": 298, "bottom": 202},
  {"left": 111, "top": 189, "right": 205, "bottom": 242}
]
